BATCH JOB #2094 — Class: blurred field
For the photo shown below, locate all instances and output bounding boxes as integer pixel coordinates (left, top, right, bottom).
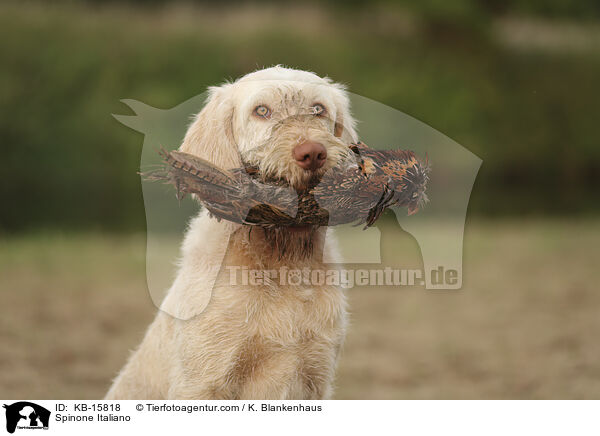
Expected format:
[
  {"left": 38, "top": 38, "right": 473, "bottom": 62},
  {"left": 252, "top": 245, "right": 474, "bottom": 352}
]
[
  {"left": 2, "top": 1, "right": 600, "bottom": 233},
  {"left": 1, "top": 219, "right": 599, "bottom": 399}
]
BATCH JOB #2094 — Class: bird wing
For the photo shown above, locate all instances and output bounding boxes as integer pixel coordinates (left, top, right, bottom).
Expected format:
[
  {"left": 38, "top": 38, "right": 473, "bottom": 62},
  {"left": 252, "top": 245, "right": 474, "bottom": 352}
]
[
  {"left": 366, "top": 148, "right": 430, "bottom": 215},
  {"left": 145, "top": 149, "right": 299, "bottom": 226},
  {"left": 346, "top": 143, "right": 430, "bottom": 220},
  {"left": 145, "top": 143, "right": 429, "bottom": 228},
  {"left": 311, "top": 162, "right": 389, "bottom": 227}
]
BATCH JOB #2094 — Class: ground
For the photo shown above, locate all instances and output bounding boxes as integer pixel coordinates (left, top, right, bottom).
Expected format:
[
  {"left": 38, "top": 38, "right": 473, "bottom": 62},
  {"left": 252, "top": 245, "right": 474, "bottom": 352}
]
[{"left": 1, "top": 219, "right": 599, "bottom": 399}]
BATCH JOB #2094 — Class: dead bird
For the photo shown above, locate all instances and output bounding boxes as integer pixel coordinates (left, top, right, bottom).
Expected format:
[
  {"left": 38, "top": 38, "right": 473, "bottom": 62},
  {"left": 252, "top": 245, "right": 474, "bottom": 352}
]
[{"left": 145, "top": 141, "right": 429, "bottom": 229}]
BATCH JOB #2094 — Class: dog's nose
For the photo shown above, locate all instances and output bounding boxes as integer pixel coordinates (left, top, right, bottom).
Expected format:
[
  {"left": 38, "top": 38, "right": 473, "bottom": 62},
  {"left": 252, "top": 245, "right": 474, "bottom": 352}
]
[{"left": 292, "top": 141, "right": 327, "bottom": 171}]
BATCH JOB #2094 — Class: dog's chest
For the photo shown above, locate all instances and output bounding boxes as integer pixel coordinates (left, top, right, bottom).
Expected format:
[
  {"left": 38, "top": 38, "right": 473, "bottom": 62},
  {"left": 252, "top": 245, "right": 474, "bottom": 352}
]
[{"left": 223, "top": 284, "right": 347, "bottom": 399}]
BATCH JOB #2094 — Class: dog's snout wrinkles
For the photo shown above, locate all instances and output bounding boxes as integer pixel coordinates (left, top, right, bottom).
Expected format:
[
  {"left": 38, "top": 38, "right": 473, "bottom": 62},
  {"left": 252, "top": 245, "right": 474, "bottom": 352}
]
[{"left": 292, "top": 141, "right": 327, "bottom": 171}]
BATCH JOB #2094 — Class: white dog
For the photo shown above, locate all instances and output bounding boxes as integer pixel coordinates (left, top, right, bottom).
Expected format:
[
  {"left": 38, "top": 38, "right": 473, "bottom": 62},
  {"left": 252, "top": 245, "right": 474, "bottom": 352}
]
[{"left": 106, "top": 66, "right": 358, "bottom": 400}]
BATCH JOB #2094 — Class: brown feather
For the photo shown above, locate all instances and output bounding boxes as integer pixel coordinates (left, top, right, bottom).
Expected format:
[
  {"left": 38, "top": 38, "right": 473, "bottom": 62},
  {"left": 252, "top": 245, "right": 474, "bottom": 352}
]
[{"left": 144, "top": 142, "right": 429, "bottom": 228}]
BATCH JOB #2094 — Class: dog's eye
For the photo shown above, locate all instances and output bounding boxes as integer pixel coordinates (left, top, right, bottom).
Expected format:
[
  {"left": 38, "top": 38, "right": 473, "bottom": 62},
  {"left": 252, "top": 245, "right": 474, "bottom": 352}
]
[
  {"left": 253, "top": 105, "right": 272, "bottom": 119},
  {"left": 310, "top": 103, "right": 326, "bottom": 116}
]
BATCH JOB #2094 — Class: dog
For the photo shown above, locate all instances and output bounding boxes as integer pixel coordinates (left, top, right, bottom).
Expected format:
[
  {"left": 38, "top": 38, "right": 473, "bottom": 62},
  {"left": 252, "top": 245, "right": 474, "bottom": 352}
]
[{"left": 105, "top": 66, "right": 358, "bottom": 399}]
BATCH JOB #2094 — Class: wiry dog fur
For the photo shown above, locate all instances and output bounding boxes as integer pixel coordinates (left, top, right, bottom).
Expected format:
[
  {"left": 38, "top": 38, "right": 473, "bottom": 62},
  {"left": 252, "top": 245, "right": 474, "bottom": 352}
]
[{"left": 106, "top": 66, "right": 358, "bottom": 400}]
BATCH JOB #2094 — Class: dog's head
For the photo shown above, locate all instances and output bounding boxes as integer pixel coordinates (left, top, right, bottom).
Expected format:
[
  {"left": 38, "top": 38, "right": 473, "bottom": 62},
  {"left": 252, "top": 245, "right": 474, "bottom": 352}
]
[{"left": 180, "top": 66, "right": 358, "bottom": 191}]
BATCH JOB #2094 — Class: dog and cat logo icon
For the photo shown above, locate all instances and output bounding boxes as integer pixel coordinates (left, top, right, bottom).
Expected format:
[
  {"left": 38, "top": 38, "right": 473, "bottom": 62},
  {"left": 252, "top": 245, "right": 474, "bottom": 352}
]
[{"left": 2, "top": 402, "right": 50, "bottom": 433}]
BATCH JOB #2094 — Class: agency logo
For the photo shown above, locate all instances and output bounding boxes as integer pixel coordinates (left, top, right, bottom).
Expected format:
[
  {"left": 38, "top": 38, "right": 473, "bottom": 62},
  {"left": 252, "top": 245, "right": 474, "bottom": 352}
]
[
  {"left": 115, "top": 88, "right": 481, "bottom": 320},
  {"left": 2, "top": 402, "right": 50, "bottom": 434}
]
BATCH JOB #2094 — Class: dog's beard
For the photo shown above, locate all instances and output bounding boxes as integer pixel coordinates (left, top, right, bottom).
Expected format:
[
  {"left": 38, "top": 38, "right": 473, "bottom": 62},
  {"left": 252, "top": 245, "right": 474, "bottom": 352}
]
[
  {"left": 242, "top": 162, "right": 323, "bottom": 193},
  {"left": 246, "top": 225, "right": 321, "bottom": 261},
  {"left": 237, "top": 120, "right": 349, "bottom": 260},
  {"left": 241, "top": 120, "right": 351, "bottom": 192}
]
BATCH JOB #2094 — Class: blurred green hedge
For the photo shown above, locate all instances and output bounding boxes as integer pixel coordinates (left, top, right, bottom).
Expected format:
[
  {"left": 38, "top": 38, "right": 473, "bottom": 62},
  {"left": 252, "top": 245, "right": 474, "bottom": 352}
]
[{"left": 1, "top": 1, "right": 599, "bottom": 232}]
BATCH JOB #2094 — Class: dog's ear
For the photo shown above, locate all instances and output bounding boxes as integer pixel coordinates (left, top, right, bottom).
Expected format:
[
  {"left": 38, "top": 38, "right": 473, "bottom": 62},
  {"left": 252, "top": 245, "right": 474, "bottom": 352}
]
[
  {"left": 329, "top": 83, "right": 358, "bottom": 144},
  {"left": 180, "top": 84, "right": 241, "bottom": 170}
]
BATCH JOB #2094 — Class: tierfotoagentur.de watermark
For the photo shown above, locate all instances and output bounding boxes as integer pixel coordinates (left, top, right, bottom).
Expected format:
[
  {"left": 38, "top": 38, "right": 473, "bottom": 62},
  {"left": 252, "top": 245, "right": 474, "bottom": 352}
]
[{"left": 226, "top": 266, "right": 459, "bottom": 289}]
